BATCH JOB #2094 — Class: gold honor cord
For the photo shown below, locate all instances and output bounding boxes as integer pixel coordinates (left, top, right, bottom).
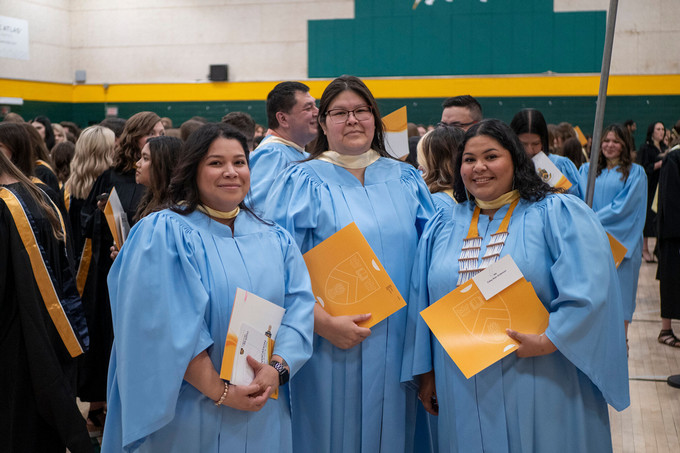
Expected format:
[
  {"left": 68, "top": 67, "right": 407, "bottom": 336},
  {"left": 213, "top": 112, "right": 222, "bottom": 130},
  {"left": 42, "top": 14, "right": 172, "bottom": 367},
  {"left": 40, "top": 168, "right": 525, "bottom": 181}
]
[
  {"left": 0, "top": 188, "right": 84, "bottom": 357},
  {"left": 317, "top": 149, "right": 381, "bottom": 169},
  {"left": 76, "top": 238, "right": 92, "bottom": 297}
]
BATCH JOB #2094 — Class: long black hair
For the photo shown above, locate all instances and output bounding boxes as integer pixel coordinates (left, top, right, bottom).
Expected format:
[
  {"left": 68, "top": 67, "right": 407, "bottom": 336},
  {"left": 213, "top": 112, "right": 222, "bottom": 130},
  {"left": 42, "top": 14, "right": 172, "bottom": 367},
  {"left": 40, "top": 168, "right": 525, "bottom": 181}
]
[
  {"left": 452, "top": 119, "right": 561, "bottom": 203},
  {"left": 310, "top": 75, "right": 389, "bottom": 158},
  {"left": 509, "top": 108, "right": 550, "bottom": 155},
  {"left": 169, "top": 123, "right": 268, "bottom": 223},
  {"left": 32, "top": 116, "right": 56, "bottom": 151},
  {"left": 644, "top": 121, "right": 667, "bottom": 151},
  {"left": 134, "top": 136, "right": 183, "bottom": 221},
  {"left": 597, "top": 124, "right": 633, "bottom": 182}
]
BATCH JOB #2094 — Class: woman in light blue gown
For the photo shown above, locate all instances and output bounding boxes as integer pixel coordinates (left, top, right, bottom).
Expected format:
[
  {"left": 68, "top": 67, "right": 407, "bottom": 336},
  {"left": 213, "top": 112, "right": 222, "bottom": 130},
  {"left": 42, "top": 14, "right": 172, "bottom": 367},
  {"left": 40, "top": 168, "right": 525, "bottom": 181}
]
[
  {"left": 404, "top": 119, "right": 629, "bottom": 453},
  {"left": 265, "top": 76, "right": 435, "bottom": 453},
  {"left": 579, "top": 124, "right": 646, "bottom": 340},
  {"left": 102, "top": 123, "right": 315, "bottom": 452},
  {"left": 510, "top": 108, "right": 583, "bottom": 197}
]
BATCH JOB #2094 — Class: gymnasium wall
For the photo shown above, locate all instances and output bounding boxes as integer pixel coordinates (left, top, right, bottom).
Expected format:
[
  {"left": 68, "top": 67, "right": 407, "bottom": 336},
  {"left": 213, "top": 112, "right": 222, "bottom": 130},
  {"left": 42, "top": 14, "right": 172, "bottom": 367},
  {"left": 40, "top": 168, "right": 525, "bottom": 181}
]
[{"left": 1, "top": 0, "right": 678, "bottom": 145}]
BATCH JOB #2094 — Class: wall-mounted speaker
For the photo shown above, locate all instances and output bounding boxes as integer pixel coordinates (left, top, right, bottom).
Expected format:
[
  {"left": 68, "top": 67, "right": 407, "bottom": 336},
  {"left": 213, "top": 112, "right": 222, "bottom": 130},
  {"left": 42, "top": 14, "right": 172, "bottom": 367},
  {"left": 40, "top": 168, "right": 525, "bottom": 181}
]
[
  {"left": 209, "top": 65, "right": 228, "bottom": 82},
  {"left": 75, "top": 70, "right": 86, "bottom": 83}
]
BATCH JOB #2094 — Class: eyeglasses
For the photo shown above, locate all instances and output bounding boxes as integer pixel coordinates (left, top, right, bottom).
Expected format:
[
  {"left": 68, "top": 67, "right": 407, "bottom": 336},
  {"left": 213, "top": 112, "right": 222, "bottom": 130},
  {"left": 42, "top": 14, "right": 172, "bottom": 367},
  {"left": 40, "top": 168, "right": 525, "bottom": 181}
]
[
  {"left": 437, "top": 120, "right": 477, "bottom": 129},
  {"left": 326, "top": 106, "right": 373, "bottom": 124}
]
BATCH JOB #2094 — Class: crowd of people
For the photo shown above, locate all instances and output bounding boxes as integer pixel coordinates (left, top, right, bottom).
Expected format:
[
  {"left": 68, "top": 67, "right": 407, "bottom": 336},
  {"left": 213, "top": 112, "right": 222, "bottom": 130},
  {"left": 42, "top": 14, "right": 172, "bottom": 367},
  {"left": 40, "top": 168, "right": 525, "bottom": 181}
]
[{"left": 1, "top": 77, "right": 679, "bottom": 453}]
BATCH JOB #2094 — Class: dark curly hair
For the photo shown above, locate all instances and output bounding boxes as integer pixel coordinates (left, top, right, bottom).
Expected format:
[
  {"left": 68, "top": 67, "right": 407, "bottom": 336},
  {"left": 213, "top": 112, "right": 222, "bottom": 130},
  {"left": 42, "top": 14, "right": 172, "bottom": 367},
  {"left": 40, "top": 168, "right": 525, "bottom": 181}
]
[
  {"left": 113, "top": 111, "right": 162, "bottom": 173},
  {"left": 597, "top": 124, "right": 633, "bottom": 182},
  {"left": 453, "top": 119, "right": 561, "bottom": 203}
]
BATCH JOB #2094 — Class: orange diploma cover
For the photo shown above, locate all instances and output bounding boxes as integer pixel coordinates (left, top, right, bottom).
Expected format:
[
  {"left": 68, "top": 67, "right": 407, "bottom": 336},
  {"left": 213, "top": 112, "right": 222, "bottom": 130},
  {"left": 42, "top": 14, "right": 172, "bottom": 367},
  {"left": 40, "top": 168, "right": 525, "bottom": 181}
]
[
  {"left": 420, "top": 256, "right": 549, "bottom": 379},
  {"left": 303, "top": 222, "right": 406, "bottom": 328},
  {"left": 607, "top": 233, "right": 627, "bottom": 269}
]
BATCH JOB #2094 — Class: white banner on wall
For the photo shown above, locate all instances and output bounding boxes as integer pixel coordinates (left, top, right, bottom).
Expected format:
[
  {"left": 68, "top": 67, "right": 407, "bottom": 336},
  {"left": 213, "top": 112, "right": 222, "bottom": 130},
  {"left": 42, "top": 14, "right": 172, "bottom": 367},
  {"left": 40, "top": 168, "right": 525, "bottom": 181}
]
[{"left": 0, "top": 15, "right": 29, "bottom": 61}]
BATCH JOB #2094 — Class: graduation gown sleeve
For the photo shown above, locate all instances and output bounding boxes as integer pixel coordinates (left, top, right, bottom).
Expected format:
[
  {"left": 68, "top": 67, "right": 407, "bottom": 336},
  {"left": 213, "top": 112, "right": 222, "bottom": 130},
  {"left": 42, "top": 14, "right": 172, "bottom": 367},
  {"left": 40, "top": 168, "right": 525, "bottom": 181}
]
[
  {"left": 105, "top": 212, "right": 213, "bottom": 450},
  {"left": 248, "top": 142, "right": 307, "bottom": 213},
  {"left": 536, "top": 195, "right": 630, "bottom": 410}
]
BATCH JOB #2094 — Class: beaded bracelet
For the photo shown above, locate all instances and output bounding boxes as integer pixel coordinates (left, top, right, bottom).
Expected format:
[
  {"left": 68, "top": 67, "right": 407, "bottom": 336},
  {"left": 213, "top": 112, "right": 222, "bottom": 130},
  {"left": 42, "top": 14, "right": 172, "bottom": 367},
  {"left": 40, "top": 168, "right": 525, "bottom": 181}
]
[{"left": 214, "top": 381, "right": 229, "bottom": 407}]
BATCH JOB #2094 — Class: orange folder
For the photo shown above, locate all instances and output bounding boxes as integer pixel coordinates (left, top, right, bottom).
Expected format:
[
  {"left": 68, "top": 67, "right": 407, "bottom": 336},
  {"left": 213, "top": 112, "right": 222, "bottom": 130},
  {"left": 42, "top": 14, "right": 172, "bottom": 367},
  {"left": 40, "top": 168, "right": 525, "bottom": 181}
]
[
  {"left": 421, "top": 277, "right": 549, "bottom": 379},
  {"left": 607, "top": 233, "right": 627, "bottom": 268},
  {"left": 303, "top": 223, "right": 406, "bottom": 328},
  {"left": 103, "top": 187, "right": 130, "bottom": 247}
]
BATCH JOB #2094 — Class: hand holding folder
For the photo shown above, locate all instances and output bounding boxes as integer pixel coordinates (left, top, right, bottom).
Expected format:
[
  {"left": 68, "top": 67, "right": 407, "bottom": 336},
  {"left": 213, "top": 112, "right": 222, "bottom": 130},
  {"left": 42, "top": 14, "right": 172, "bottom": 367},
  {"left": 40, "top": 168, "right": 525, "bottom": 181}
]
[
  {"left": 220, "top": 288, "right": 285, "bottom": 399},
  {"left": 420, "top": 255, "right": 549, "bottom": 379},
  {"left": 303, "top": 223, "right": 406, "bottom": 329}
]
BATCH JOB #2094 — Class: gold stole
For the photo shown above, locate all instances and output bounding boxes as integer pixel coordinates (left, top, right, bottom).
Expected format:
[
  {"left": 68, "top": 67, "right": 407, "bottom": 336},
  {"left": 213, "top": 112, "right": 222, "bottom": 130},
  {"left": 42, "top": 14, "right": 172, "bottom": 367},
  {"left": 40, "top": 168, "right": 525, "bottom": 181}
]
[{"left": 0, "top": 187, "right": 84, "bottom": 357}]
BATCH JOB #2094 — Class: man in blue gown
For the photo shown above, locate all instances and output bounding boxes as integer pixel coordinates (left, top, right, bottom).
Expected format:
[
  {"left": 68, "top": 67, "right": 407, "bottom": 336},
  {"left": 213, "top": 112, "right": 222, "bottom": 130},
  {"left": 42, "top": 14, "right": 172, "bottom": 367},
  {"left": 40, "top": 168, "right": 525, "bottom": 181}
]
[{"left": 248, "top": 81, "right": 319, "bottom": 210}]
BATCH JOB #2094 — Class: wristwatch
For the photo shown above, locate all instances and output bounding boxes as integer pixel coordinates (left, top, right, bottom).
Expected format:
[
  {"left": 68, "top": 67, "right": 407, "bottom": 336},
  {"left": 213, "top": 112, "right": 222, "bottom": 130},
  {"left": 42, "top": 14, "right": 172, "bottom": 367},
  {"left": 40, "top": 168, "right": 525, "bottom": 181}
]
[{"left": 270, "top": 359, "right": 289, "bottom": 386}]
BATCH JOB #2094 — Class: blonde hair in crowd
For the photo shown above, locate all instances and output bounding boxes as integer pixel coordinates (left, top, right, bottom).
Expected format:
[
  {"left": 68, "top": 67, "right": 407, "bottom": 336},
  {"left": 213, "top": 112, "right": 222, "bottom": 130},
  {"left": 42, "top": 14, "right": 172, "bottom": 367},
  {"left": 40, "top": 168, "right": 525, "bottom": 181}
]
[{"left": 66, "top": 126, "right": 115, "bottom": 199}]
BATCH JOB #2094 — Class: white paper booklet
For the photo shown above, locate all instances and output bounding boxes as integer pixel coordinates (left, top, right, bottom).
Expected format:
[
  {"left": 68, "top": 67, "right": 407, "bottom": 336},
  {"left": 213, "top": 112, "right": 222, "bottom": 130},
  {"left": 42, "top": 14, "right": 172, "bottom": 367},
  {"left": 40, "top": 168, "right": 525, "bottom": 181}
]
[{"left": 220, "top": 288, "right": 286, "bottom": 386}]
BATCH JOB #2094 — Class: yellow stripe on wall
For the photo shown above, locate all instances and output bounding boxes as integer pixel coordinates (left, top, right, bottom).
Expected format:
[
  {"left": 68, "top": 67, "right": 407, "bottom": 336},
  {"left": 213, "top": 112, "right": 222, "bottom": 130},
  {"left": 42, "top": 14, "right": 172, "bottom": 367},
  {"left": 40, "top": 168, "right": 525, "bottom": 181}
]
[{"left": 2, "top": 74, "right": 680, "bottom": 103}]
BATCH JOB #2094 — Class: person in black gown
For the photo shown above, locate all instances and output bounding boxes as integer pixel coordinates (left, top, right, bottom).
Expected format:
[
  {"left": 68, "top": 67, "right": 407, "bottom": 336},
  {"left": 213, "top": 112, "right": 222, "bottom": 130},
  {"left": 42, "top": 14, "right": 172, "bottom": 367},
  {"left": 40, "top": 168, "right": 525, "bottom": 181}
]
[
  {"left": 637, "top": 121, "right": 668, "bottom": 262},
  {"left": 0, "top": 151, "right": 92, "bottom": 453}
]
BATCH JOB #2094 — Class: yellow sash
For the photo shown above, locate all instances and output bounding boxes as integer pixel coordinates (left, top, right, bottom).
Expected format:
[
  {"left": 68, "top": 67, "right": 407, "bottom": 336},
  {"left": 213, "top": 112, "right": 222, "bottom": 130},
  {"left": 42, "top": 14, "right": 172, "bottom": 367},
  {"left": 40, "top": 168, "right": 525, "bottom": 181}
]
[
  {"left": 76, "top": 238, "right": 92, "bottom": 297},
  {"left": 63, "top": 185, "right": 71, "bottom": 212},
  {"left": 36, "top": 159, "right": 56, "bottom": 173},
  {"left": 0, "top": 187, "right": 84, "bottom": 357}
]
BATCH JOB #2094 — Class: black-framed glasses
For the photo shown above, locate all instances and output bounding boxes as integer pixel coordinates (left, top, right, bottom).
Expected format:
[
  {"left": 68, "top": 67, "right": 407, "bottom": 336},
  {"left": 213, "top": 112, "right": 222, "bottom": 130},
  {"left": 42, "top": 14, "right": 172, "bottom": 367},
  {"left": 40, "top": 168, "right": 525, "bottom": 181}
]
[
  {"left": 326, "top": 106, "right": 373, "bottom": 124},
  {"left": 437, "top": 120, "right": 477, "bottom": 129}
]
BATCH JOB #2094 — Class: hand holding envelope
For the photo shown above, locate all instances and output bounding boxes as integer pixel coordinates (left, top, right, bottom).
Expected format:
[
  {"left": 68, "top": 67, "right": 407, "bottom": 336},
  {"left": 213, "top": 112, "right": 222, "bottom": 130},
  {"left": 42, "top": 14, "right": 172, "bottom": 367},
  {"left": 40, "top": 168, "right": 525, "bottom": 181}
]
[
  {"left": 505, "top": 329, "right": 556, "bottom": 358},
  {"left": 303, "top": 223, "right": 407, "bottom": 349},
  {"left": 314, "top": 310, "right": 372, "bottom": 350},
  {"left": 420, "top": 255, "right": 550, "bottom": 378}
]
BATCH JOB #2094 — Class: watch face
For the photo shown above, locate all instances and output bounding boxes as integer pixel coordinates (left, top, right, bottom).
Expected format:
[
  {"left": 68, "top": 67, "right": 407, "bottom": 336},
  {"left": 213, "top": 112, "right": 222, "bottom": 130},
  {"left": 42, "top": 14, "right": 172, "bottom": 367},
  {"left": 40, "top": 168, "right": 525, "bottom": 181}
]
[{"left": 270, "top": 361, "right": 289, "bottom": 385}]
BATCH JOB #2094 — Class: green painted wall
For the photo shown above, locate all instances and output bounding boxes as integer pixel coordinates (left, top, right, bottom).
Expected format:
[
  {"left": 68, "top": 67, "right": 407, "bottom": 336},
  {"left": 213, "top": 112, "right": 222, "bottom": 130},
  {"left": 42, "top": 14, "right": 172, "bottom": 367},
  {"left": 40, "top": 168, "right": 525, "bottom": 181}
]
[
  {"left": 308, "top": 0, "right": 606, "bottom": 78},
  {"left": 7, "top": 95, "right": 679, "bottom": 150}
]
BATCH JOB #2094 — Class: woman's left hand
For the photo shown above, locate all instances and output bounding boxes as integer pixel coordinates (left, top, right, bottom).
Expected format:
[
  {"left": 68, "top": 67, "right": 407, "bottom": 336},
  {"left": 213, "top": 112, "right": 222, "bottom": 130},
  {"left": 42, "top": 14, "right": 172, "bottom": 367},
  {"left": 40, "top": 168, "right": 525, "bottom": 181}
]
[
  {"left": 110, "top": 244, "right": 119, "bottom": 261},
  {"left": 506, "top": 329, "right": 557, "bottom": 358},
  {"left": 246, "top": 355, "right": 279, "bottom": 397}
]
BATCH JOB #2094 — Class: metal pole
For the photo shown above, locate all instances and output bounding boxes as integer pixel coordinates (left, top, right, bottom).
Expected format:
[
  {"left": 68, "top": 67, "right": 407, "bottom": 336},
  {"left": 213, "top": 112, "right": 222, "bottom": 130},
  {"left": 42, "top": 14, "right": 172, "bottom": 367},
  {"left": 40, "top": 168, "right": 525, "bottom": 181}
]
[{"left": 585, "top": 0, "right": 619, "bottom": 207}]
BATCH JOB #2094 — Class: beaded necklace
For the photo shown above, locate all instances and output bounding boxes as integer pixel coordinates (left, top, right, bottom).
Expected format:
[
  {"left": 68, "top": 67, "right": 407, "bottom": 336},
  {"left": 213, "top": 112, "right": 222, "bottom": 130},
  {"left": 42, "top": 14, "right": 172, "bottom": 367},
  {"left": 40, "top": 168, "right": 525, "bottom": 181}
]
[{"left": 457, "top": 191, "right": 520, "bottom": 285}]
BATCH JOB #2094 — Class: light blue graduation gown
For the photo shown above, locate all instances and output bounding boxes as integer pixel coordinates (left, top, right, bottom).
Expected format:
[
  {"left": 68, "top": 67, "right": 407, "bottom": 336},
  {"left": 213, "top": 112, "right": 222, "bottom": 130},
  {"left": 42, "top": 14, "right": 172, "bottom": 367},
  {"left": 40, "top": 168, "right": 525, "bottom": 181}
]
[
  {"left": 431, "top": 191, "right": 456, "bottom": 214},
  {"left": 404, "top": 194, "right": 629, "bottom": 453},
  {"left": 102, "top": 209, "right": 315, "bottom": 452},
  {"left": 549, "top": 153, "right": 583, "bottom": 197},
  {"left": 248, "top": 135, "right": 309, "bottom": 213},
  {"left": 580, "top": 163, "right": 647, "bottom": 321},
  {"left": 264, "top": 157, "right": 435, "bottom": 453}
]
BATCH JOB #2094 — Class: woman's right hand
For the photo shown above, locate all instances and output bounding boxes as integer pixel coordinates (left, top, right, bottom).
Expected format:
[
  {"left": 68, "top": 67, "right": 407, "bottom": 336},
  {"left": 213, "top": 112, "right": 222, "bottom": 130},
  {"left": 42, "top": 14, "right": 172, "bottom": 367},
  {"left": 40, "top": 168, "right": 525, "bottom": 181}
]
[
  {"left": 418, "top": 370, "right": 438, "bottom": 416},
  {"left": 223, "top": 382, "right": 272, "bottom": 412},
  {"left": 315, "top": 306, "right": 372, "bottom": 349}
]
